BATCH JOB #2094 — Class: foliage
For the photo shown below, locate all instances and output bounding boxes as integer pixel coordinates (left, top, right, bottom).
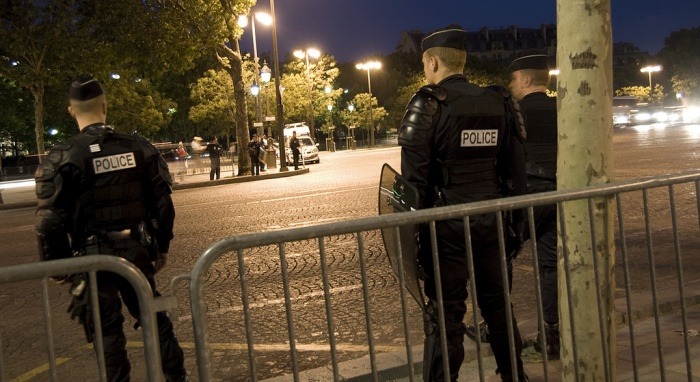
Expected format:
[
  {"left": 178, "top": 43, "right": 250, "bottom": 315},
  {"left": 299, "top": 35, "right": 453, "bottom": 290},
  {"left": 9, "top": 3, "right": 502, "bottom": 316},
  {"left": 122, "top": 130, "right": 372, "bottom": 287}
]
[
  {"left": 659, "top": 27, "right": 700, "bottom": 98},
  {"left": 339, "top": 93, "right": 388, "bottom": 138},
  {"left": 615, "top": 85, "right": 664, "bottom": 104},
  {"left": 189, "top": 69, "right": 237, "bottom": 140}
]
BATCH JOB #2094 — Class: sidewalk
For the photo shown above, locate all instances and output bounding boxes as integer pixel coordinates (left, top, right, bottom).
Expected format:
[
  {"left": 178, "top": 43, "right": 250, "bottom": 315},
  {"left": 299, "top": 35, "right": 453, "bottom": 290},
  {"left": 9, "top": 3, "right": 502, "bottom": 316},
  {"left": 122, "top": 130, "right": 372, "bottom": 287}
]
[
  {"left": 262, "top": 280, "right": 700, "bottom": 381},
  {"left": 0, "top": 165, "right": 309, "bottom": 210}
]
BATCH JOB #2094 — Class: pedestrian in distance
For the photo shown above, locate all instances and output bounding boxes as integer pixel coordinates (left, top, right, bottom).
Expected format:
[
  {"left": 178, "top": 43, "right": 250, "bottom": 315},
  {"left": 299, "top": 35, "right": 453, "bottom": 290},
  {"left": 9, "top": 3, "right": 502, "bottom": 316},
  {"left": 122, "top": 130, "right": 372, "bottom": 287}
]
[
  {"left": 34, "top": 75, "right": 188, "bottom": 382},
  {"left": 289, "top": 130, "right": 301, "bottom": 170},
  {"left": 206, "top": 136, "right": 223, "bottom": 180},
  {"left": 398, "top": 25, "right": 528, "bottom": 382},
  {"left": 248, "top": 134, "right": 261, "bottom": 176},
  {"left": 508, "top": 53, "right": 560, "bottom": 359}
]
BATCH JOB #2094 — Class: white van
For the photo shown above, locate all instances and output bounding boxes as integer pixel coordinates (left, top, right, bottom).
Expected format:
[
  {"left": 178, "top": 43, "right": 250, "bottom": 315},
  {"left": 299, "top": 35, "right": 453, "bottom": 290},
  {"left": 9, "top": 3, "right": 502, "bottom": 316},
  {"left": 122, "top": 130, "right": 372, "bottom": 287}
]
[{"left": 283, "top": 123, "right": 319, "bottom": 164}]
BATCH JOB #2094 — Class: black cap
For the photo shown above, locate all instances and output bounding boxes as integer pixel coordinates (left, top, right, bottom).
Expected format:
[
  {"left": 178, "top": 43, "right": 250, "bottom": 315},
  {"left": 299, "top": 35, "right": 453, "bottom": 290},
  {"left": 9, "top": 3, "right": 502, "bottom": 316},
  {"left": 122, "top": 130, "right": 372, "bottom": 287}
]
[
  {"left": 68, "top": 75, "right": 104, "bottom": 101},
  {"left": 508, "top": 54, "right": 549, "bottom": 72},
  {"left": 421, "top": 24, "right": 467, "bottom": 53}
]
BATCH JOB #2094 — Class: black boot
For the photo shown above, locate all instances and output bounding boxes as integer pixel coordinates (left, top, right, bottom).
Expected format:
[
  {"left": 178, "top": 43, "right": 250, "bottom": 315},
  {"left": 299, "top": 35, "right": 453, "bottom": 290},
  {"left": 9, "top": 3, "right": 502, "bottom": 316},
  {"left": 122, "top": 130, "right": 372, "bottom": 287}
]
[
  {"left": 534, "top": 322, "right": 560, "bottom": 360},
  {"left": 501, "top": 373, "right": 529, "bottom": 382},
  {"left": 464, "top": 320, "right": 490, "bottom": 343}
]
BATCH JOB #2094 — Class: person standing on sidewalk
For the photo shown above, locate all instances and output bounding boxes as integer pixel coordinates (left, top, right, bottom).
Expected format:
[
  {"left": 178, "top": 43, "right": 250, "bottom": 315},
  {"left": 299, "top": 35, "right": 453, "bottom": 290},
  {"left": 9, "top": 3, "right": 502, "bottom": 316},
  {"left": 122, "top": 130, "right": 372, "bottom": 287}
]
[
  {"left": 509, "top": 54, "right": 560, "bottom": 359},
  {"left": 248, "top": 135, "right": 261, "bottom": 176},
  {"left": 289, "top": 131, "right": 301, "bottom": 170},
  {"left": 206, "top": 136, "right": 223, "bottom": 180},
  {"left": 34, "top": 75, "right": 188, "bottom": 382},
  {"left": 399, "top": 25, "right": 528, "bottom": 382}
]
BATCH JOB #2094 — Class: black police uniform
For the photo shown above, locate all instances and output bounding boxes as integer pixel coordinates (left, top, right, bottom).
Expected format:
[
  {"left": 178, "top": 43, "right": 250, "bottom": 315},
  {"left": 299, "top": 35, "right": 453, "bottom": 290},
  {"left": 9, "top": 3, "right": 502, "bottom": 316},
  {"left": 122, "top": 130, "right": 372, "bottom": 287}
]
[
  {"left": 35, "top": 123, "right": 187, "bottom": 382},
  {"left": 289, "top": 136, "right": 301, "bottom": 170},
  {"left": 519, "top": 90, "right": 559, "bottom": 350},
  {"left": 206, "top": 140, "right": 223, "bottom": 180},
  {"left": 248, "top": 139, "right": 261, "bottom": 175},
  {"left": 399, "top": 73, "right": 527, "bottom": 381}
]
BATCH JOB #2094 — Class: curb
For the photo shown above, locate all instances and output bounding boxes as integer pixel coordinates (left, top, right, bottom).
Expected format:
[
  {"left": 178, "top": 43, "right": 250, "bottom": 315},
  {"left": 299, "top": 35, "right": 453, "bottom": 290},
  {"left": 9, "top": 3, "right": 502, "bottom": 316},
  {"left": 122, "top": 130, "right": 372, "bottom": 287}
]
[{"left": 0, "top": 168, "right": 310, "bottom": 210}]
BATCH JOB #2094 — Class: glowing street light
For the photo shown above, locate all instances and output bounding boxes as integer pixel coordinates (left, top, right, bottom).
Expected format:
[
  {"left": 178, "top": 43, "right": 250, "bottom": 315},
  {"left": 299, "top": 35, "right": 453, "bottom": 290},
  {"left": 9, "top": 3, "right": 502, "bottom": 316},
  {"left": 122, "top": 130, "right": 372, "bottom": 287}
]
[
  {"left": 355, "top": 60, "right": 382, "bottom": 147},
  {"left": 239, "top": 11, "right": 273, "bottom": 135},
  {"left": 260, "top": 62, "right": 273, "bottom": 137},
  {"left": 294, "top": 48, "right": 321, "bottom": 141},
  {"left": 640, "top": 65, "right": 662, "bottom": 103}
]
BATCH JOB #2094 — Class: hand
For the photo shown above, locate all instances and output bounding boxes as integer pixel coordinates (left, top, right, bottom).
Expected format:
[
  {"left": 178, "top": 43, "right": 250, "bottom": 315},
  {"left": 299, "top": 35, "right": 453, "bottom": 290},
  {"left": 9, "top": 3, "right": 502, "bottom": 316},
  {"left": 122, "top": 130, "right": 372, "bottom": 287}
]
[{"left": 153, "top": 254, "right": 168, "bottom": 273}]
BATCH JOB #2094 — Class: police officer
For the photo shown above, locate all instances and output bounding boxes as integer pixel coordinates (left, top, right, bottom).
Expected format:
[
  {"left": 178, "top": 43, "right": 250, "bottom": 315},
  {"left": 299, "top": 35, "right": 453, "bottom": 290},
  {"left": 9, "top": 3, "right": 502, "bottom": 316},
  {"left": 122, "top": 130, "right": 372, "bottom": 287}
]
[
  {"left": 508, "top": 54, "right": 560, "bottom": 359},
  {"left": 206, "top": 136, "right": 223, "bottom": 180},
  {"left": 35, "top": 75, "right": 188, "bottom": 381},
  {"left": 399, "top": 25, "right": 528, "bottom": 382}
]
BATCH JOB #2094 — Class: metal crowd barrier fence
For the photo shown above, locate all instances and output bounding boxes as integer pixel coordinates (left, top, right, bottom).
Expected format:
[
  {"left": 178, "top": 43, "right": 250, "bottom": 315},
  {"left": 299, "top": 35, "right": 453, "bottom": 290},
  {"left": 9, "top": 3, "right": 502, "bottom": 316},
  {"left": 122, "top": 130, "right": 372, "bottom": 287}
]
[
  {"left": 0, "top": 255, "right": 164, "bottom": 382},
  {"left": 188, "top": 170, "right": 700, "bottom": 381}
]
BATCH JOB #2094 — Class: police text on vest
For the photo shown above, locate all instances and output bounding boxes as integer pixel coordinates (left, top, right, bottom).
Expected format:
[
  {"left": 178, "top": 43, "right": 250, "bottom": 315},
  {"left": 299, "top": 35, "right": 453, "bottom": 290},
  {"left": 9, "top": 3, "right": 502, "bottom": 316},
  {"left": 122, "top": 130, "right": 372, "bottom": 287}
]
[
  {"left": 93, "top": 152, "right": 137, "bottom": 174},
  {"left": 461, "top": 130, "right": 498, "bottom": 147}
]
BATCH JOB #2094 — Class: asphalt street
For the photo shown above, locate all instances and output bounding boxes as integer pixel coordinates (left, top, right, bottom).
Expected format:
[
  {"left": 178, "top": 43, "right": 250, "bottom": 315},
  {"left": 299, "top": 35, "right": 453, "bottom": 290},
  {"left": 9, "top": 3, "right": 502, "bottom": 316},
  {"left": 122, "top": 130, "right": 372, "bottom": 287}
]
[{"left": 0, "top": 123, "right": 699, "bottom": 381}]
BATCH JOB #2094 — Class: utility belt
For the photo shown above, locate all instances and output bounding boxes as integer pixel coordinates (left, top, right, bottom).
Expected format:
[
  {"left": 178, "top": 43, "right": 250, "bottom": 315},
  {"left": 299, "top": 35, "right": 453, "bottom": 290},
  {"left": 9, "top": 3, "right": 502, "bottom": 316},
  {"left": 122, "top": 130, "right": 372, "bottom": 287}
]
[{"left": 82, "top": 222, "right": 157, "bottom": 258}]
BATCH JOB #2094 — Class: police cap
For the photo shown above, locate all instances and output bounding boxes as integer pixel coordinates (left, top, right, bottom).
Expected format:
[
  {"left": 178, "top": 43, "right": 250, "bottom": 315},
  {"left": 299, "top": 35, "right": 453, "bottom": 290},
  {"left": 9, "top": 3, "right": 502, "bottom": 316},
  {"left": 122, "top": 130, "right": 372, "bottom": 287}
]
[
  {"left": 508, "top": 54, "right": 549, "bottom": 73},
  {"left": 421, "top": 24, "right": 467, "bottom": 53},
  {"left": 68, "top": 74, "right": 104, "bottom": 101}
]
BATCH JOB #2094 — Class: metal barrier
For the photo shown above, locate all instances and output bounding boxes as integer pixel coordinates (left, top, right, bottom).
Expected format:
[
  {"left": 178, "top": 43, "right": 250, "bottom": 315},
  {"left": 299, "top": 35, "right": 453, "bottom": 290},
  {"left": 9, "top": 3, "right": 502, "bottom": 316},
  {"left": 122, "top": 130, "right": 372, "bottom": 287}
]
[
  {"left": 0, "top": 255, "right": 164, "bottom": 382},
  {"left": 188, "top": 170, "right": 700, "bottom": 382}
]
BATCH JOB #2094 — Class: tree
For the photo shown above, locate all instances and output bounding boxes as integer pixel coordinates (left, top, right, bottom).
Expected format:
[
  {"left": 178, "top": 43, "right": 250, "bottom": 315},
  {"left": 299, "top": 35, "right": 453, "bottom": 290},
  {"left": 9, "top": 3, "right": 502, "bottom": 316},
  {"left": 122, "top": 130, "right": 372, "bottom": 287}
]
[
  {"left": 615, "top": 84, "right": 664, "bottom": 104},
  {"left": 189, "top": 69, "right": 237, "bottom": 141},
  {"left": 339, "top": 93, "right": 387, "bottom": 143},
  {"left": 557, "top": 0, "right": 616, "bottom": 380},
  {"left": 659, "top": 27, "right": 700, "bottom": 99},
  {"left": 0, "top": 0, "right": 213, "bottom": 156}
]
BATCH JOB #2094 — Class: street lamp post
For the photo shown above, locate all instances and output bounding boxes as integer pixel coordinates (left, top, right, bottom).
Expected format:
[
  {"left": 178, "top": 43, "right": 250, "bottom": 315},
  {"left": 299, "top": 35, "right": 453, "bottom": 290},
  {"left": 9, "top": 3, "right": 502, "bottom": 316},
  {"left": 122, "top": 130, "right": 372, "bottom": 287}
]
[
  {"left": 355, "top": 60, "right": 381, "bottom": 147},
  {"left": 269, "top": 0, "right": 287, "bottom": 171},
  {"left": 260, "top": 62, "right": 272, "bottom": 137},
  {"left": 238, "top": 12, "right": 272, "bottom": 136},
  {"left": 640, "top": 65, "right": 662, "bottom": 103},
  {"left": 293, "top": 48, "right": 321, "bottom": 141}
]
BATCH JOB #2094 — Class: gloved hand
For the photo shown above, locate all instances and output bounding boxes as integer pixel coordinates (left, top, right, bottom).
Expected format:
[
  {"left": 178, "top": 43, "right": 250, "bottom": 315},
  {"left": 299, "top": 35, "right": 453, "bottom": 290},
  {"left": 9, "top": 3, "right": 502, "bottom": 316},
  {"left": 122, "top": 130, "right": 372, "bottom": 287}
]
[
  {"left": 153, "top": 253, "right": 168, "bottom": 273},
  {"left": 67, "top": 275, "right": 88, "bottom": 321}
]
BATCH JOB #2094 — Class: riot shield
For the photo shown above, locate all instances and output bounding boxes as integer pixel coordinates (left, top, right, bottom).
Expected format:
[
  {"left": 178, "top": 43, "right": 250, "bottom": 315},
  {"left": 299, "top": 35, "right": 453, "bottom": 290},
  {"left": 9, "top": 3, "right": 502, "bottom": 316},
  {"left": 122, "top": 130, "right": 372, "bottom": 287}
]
[{"left": 378, "top": 163, "right": 425, "bottom": 309}]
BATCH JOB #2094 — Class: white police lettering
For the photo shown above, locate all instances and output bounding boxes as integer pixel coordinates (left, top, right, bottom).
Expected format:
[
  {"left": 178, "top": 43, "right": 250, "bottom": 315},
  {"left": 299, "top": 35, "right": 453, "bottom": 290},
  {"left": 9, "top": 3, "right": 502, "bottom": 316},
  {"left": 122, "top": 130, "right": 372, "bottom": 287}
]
[
  {"left": 460, "top": 130, "right": 498, "bottom": 147},
  {"left": 92, "top": 152, "right": 136, "bottom": 174}
]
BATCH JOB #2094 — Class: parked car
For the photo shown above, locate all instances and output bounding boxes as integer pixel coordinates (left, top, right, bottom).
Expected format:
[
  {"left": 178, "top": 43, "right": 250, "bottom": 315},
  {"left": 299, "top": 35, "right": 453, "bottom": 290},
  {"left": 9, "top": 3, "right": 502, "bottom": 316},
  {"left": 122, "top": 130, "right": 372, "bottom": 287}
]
[{"left": 286, "top": 136, "right": 320, "bottom": 164}]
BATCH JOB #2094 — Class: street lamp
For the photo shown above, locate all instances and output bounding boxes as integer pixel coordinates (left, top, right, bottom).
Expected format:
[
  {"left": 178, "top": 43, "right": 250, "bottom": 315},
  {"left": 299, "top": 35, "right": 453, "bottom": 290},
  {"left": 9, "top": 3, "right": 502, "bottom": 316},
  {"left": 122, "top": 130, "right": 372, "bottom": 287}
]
[
  {"left": 269, "top": 0, "right": 288, "bottom": 171},
  {"left": 355, "top": 60, "right": 382, "bottom": 147},
  {"left": 640, "top": 65, "right": 662, "bottom": 103},
  {"left": 260, "top": 62, "right": 273, "bottom": 137},
  {"left": 294, "top": 48, "right": 321, "bottom": 141},
  {"left": 238, "top": 11, "right": 272, "bottom": 135}
]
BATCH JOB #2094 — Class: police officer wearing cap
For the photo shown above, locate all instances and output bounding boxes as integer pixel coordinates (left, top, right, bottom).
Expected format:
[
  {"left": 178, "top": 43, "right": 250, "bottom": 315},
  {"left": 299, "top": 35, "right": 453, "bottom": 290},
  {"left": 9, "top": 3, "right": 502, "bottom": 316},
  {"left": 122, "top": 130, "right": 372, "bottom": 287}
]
[
  {"left": 35, "top": 75, "right": 188, "bottom": 381},
  {"left": 399, "top": 25, "right": 528, "bottom": 382},
  {"left": 508, "top": 54, "right": 560, "bottom": 359}
]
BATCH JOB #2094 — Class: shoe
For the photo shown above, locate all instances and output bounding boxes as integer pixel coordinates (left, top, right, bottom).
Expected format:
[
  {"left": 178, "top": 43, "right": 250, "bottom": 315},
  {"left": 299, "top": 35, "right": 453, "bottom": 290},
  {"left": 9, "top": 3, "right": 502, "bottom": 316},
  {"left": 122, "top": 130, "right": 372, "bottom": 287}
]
[
  {"left": 465, "top": 320, "right": 490, "bottom": 343},
  {"left": 534, "top": 322, "right": 560, "bottom": 360}
]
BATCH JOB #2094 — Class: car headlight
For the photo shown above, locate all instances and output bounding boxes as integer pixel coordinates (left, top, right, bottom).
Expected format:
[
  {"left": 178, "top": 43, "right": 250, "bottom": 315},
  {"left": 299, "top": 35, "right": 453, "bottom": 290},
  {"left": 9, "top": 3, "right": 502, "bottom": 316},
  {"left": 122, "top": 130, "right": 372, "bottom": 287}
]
[
  {"left": 683, "top": 106, "right": 700, "bottom": 123},
  {"left": 635, "top": 112, "right": 652, "bottom": 122},
  {"left": 652, "top": 111, "right": 668, "bottom": 122}
]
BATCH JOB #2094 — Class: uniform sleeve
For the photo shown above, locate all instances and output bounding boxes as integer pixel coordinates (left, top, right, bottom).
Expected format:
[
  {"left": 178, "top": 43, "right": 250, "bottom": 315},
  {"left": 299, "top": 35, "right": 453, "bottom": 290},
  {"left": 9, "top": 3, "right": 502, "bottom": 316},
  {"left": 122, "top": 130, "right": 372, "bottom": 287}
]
[
  {"left": 398, "top": 86, "right": 443, "bottom": 209},
  {"left": 143, "top": 145, "right": 175, "bottom": 253},
  {"left": 498, "top": 111, "right": 528, "bottom": 226},
  {"left": 35, "top": 149, "right": 80, "bottom": 261}
]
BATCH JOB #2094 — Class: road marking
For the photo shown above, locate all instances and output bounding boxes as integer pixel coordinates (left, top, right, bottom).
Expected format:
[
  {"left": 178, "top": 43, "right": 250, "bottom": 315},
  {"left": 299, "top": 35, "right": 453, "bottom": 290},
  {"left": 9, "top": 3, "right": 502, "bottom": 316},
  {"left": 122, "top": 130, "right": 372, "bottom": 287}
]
[
  {"left": 11, "top": 357, "right": 71, "bottom": 382},
  {"left": 246, "top": 185, "right": 376, "bottom": 205},
  {"left": 126, "top": 341, "right": 402, "bottom": 353}
]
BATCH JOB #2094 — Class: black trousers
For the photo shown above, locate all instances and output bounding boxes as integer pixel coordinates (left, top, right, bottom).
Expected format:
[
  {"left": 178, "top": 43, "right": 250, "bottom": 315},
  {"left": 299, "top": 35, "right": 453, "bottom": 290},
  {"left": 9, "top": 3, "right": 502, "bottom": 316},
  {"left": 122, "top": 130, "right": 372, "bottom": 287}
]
[
  {"left": 420, "top": 215, "right": 523, "bottom": 381},
  {"left": 91, "top": 245, "right": 186, "bottom": 382},
  {"left": 292, "top": 150, "right": 300, "bottom": 169},
  {"left": 530, "top": 202, "right": 558, "bottom": 324},
  {"left": 209, "top": 156, "right": 220, "bottom": 180},
  {"left": 250, "top": 156, "right": 260, "bottom": 175}
]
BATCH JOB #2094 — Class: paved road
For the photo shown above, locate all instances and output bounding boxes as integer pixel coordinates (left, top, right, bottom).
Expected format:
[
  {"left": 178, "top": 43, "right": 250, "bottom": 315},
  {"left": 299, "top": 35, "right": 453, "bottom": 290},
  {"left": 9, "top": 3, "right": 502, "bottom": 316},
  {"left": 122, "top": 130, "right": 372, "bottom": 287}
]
[{"left": 0, "top": 124, "right": 699, "bottom": 381}]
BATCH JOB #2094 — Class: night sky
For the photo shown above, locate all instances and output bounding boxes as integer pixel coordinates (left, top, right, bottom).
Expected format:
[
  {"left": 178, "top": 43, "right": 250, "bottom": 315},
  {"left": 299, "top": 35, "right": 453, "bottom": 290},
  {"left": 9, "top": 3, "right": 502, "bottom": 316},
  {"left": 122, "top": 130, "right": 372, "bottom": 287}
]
[{"left": 241, "top": 0, "right": 700, "bottom": 63}]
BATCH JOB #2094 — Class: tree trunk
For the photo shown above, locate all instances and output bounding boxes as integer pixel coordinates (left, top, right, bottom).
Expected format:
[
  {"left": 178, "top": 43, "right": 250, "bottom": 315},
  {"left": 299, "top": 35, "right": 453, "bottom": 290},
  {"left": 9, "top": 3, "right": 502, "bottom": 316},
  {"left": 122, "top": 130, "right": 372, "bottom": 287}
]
[
  {"left": 32, "top": 83, "right": 46, "bottom": 158},
  {"left": 557, "top": 0, "right": 616, "bottom": 380},
  {"left": 220, "top": 40, "right": 250, "bottom": 176}
]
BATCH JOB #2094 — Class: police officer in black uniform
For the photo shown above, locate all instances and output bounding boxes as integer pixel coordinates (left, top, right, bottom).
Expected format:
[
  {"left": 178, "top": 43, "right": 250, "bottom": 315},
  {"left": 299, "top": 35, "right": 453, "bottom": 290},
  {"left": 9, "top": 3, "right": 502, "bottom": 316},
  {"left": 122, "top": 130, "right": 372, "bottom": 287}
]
[
  {"left": 399, "top": 26, "right": 528, "bottom": 382},
  {"left": 35, "top": 75, "right": 188, "bottom": 381},
  {"left": 509, "top": 54, "right": 560, "bottom": 359}
]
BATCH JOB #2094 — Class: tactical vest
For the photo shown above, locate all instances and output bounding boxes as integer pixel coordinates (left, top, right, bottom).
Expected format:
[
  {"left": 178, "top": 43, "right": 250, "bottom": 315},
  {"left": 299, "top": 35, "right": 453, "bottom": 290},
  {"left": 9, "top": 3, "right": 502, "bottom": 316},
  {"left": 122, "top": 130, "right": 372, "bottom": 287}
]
[
  {"left": 433, "top": 82, "right": 507, "bottom": 205},
  {"left": 520, "top": 92, "right": 557, "bottom": 183},
  {"left": 69, "top": 127, "right": 149, "bottom": 234}
]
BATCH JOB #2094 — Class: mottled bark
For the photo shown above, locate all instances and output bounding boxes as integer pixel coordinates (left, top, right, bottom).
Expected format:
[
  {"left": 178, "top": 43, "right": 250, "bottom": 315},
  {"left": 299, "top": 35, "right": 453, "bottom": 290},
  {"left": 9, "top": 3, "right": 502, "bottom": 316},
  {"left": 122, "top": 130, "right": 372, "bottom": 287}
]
[{"left": 556, "top": 0, "right": 616, "bottom": 380}]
